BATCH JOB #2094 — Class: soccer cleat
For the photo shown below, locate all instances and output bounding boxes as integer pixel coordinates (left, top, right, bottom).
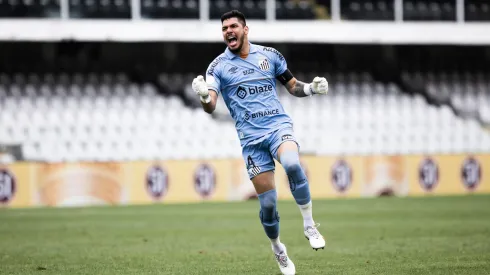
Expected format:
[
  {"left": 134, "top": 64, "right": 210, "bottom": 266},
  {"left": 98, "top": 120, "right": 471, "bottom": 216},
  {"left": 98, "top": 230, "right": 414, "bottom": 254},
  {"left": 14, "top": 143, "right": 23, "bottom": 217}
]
[
  {"left": 304, "top": 223, "right": 326, "bottom": 250},
  {"left": 273, "top": 244, "right": 296, "bottom": 275}
]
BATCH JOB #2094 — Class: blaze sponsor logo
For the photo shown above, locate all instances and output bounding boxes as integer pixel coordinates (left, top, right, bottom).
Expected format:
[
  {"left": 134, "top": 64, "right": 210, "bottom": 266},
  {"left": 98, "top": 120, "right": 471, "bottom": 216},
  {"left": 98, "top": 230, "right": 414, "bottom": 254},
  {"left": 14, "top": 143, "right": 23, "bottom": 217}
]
[
  {"left": 237, "top": 86, "right": 247, "bottom": 99},
  {"left": 236, "top": 84, "right": 273, "bottom": 99},
  {"left": 248, "top": 84, "right": 273, "bottom": 95}
]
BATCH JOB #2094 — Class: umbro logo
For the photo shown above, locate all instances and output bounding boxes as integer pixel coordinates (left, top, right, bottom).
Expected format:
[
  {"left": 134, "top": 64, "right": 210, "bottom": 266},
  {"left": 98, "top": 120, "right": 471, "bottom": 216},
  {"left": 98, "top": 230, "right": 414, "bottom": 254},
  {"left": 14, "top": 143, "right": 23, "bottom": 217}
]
[{"left": 228, "top": 66, "right": 239, "bottom": 74}]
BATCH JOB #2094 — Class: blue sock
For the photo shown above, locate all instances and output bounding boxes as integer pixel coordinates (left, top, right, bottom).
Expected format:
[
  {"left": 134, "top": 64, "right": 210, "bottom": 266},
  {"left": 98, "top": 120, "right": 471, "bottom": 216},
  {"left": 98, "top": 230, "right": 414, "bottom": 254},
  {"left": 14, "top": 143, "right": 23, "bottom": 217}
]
[
  {"left": 280, "top": 151, "right": 311, "bottom": 205},
  {"left": 258, "top": 189, "right": 280, "bottom": 240}
]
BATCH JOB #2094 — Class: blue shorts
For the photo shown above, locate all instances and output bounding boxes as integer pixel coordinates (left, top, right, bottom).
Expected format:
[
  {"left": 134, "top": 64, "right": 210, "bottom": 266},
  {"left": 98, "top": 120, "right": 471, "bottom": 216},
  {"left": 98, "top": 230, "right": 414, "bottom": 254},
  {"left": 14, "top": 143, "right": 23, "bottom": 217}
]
[{"left": 242, "top": 127, "right": 299, "bottom": 179}]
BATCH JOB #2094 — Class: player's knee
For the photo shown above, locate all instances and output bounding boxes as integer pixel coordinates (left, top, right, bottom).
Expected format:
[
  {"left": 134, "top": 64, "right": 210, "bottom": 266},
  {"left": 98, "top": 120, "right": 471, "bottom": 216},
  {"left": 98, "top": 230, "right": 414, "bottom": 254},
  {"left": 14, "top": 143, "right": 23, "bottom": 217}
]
[
  {"left": 258, "top": 189, "right": 278, "bottom": 222},
  {"left": 258, "top": 189, "right": 280, "bottom": 239},
  {"left": 280, "top": 151, "right": 302, "bottom": 175}
]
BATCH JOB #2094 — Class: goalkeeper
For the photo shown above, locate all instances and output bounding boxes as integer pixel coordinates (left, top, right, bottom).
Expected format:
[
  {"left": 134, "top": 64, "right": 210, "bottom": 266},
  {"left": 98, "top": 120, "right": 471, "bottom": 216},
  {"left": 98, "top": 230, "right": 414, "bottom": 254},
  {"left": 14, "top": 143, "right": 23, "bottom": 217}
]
[{"left": 192, "top": 10, "right": 328, "bottom": 275}]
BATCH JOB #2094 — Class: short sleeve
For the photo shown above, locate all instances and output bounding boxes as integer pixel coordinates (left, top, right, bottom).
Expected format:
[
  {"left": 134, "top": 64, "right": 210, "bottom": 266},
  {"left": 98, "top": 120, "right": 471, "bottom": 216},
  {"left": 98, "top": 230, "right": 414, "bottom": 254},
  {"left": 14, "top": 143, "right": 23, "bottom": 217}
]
[
  {"left": 270, "top": 48, "right": 288, "bottom": 77},
  {"left": 206, "top": 56, "right": 224, "bottom": 95}
]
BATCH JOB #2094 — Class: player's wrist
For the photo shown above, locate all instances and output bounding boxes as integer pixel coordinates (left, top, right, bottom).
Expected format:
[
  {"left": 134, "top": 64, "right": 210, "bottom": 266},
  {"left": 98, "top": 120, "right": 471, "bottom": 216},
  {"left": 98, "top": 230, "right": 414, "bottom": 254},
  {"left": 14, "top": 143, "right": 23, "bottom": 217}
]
[
  {"left": 200, "top": 94, "right": 211, "bottom": 103},
  {"left": 304, "top": 83, "right": 313, "bottom": 96}
]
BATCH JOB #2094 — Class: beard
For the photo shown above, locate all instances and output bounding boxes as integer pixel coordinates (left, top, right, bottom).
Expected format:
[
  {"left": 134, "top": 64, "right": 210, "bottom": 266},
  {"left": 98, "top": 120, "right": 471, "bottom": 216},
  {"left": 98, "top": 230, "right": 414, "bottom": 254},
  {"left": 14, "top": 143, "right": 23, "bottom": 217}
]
[{"left": 228, "top": 35, "right": 245, "bottom": 53}]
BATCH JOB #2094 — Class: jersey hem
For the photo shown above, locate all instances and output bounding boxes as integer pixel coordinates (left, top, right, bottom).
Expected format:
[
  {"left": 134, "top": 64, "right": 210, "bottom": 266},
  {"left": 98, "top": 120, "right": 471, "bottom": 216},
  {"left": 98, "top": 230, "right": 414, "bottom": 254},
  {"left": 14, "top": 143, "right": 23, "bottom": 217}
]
[{"left": 239, "top": 123, "right": 293, "bottom": 147}]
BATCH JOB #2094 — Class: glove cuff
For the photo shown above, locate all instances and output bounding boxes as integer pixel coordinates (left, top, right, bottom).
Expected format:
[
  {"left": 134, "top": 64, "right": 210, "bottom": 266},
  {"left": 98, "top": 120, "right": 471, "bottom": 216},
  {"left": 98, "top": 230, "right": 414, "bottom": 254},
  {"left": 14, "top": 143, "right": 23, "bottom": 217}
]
[
  {"left": 304, "top": 83, "right": 313, "bottom": 96},
  {"left": 200, "top": 94, "right": 211, "bottom": 103}
]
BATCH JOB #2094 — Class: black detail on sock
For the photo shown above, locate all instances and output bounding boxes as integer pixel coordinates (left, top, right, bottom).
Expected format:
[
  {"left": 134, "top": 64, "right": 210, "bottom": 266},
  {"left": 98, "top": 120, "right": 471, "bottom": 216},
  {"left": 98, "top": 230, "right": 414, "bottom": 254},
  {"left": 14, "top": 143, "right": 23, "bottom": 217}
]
[
  {"left": 288, "top": 175, "right": 296, "bottom": 192},
  {"left": 288, "top": 176, "right": 308, "bottom": 192},
  {"left": 260, "top": 209, "right": 280, "bottom": 223}
]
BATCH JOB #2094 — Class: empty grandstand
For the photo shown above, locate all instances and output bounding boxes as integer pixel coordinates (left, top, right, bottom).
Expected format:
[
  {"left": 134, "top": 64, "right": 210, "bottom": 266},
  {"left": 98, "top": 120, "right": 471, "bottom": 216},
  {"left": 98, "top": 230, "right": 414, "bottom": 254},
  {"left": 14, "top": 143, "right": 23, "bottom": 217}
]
[{"left": 0, "top": 41, "right": 489, "bottom": 163}]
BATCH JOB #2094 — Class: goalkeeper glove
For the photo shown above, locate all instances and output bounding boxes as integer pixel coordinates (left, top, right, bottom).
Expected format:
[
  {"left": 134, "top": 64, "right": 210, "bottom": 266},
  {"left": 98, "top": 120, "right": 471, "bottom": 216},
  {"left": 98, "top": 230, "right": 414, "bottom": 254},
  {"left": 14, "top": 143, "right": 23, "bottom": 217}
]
[
  {"left": 304, "top": 77, "right": 328, "bottom": 96},
  {"left": 192, "top": 75, "right": 211, "bottom": 103}
]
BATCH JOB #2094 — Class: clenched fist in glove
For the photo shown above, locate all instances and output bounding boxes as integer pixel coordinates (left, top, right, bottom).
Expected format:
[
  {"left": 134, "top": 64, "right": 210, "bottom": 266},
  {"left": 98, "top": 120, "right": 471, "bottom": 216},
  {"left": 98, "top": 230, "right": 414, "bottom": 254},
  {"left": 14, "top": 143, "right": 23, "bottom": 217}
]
[
  {"left": 192, "top": 75, "right": 211, "bottom": 103},
  {"left": 305, "top": 76, "right": 328, "bottom": 96}
]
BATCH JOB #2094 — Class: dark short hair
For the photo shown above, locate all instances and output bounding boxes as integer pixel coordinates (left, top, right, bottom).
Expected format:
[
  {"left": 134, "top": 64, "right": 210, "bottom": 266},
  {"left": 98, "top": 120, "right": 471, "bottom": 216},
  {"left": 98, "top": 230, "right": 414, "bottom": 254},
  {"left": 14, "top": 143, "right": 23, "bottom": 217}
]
[{"left": 221, "top": 10, "right": 246, "bottom": 26}]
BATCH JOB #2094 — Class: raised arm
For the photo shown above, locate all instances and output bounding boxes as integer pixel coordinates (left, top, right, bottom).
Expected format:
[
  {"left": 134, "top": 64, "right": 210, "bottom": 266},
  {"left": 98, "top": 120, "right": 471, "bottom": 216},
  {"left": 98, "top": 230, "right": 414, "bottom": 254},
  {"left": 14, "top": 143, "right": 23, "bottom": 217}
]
[
  {"left": 270, "top": 47, "right": 329, "bottom": 97},
  {"left": 200, "top": 90, "right": 218, "bottom": 114},
  {"left": 192, "top": 75, "right": 219, "bottom": 114},
  {"left": 284, "top": 77, "right": 311, "bottom": 98},
  {"left": 276, "top": 69, "right": 329, "bottom": 98}
]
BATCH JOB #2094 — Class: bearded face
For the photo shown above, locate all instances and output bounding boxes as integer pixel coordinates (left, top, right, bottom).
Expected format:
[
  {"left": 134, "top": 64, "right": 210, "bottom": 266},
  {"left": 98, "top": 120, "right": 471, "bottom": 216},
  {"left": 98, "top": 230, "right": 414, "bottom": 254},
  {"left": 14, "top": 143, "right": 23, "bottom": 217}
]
[{"left": 222, "top": 17, "right": 248, "bottom": 53}]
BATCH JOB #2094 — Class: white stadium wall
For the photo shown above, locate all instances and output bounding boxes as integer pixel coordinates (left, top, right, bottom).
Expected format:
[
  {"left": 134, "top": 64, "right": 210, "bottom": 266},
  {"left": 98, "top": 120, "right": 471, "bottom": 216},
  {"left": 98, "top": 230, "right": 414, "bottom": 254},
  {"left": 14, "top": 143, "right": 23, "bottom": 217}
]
[{"left": 1, "top": 20, "right": 490, "bottom": 45}]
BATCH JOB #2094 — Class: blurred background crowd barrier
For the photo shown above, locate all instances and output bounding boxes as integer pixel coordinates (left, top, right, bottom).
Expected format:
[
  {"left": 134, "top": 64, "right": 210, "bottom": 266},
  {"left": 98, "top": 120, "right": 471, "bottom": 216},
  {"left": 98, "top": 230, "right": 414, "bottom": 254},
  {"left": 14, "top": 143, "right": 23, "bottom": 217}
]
[{"left": 0, "top": 0, "right": 489, "bottom": 208}]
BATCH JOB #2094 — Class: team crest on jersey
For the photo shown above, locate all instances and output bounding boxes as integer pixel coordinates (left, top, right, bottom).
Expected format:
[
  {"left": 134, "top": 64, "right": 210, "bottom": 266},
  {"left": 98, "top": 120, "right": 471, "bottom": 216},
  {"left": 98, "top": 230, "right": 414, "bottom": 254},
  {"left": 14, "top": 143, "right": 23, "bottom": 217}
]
[{"left": 258, "top": 58, "right": 270, "bottom": 71}]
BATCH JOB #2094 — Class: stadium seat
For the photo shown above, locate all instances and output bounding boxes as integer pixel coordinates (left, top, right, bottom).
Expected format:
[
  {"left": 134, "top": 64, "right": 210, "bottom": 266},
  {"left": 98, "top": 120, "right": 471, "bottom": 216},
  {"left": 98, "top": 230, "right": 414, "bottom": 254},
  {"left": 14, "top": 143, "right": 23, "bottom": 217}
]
[
  {"left": 465, "top": 0, "right": 490, "bottom": 21},
  {"left": 404, "top": 0, "right": 456, "bottom": 21},
  {"left": 142, "top": 0, "right": 199, "bottom": 19},
  {"left": 69, "top": 0, "right": 131, "bottom": 19},
  {"left": 0, "top": 0, "right": 60, "bottom": 18},
  {"left": 210, "top": 0, "right": 266, "bottom": 20},
  {"left": 341, "top": 0, "right": 394, "bottom": 21},
  {"left": 276, "top": 0, "right": 316, "bottom": 20},
  {"left": 0, "top": 72, "right": 489, "bottom": 162}
]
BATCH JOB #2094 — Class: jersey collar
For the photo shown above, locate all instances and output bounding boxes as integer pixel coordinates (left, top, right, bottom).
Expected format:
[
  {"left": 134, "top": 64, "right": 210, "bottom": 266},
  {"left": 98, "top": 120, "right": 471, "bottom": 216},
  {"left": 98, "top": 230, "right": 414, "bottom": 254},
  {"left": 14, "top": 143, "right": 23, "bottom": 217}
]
[{"left": 225, "top": 42, "right": 258, "bottom": 59}]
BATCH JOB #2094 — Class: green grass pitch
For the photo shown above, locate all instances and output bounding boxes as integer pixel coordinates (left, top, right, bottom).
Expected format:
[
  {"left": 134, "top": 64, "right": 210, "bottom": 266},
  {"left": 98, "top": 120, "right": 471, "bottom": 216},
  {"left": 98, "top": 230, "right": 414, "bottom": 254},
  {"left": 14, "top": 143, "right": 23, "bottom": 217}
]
[{"left": 1, "top": 195, "right": 490, "bottom": 275}]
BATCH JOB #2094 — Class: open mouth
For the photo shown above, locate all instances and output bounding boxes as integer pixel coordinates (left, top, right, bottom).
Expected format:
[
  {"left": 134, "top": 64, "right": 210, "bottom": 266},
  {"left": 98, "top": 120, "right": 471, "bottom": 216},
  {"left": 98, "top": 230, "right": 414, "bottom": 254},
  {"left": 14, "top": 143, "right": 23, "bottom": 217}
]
[{"left": 227, "top": 35, "right": 238, "bottom": 47}]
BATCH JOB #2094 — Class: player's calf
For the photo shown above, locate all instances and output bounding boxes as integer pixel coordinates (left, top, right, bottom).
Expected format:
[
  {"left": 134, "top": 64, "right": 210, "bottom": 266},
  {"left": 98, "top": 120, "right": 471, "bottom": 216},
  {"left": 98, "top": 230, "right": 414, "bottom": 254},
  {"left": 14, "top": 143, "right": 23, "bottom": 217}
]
[
  {"left": 280, "top": 150, "right": 311, "bottom": 206},
  {"left": 280, "top": 150, "right": 326, "bottom": 250},
  {"left": 258, "top": 189, "right": 280, "bottom": 240}
]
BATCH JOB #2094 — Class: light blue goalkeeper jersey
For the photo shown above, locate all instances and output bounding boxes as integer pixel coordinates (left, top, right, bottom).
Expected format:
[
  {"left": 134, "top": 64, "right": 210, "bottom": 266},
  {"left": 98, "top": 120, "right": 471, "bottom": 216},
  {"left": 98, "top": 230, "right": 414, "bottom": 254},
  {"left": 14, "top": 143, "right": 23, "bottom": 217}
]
[{"left": 205, "top": 42, "right": 293, "bottom": 146}]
